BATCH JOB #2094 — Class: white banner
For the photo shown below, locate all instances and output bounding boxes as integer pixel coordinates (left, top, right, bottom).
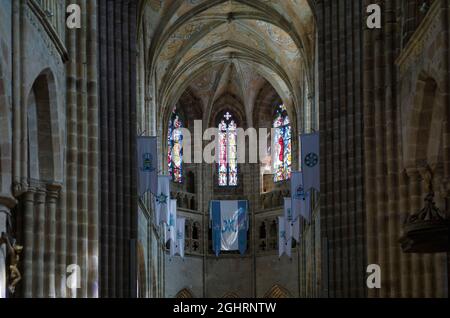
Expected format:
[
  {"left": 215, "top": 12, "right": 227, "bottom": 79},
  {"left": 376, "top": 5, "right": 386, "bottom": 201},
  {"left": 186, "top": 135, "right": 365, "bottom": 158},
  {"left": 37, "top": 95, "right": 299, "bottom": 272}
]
[
  {"left": 300, "top": 133, "right": 320, "bottom": 192},
  {"left": 137, "top": 137, "right": 157, "bottom": 197},
  {"left": 291, "top": 171, "right": 311, "bottom": 223},
  {"left": 278, "top": 216, "right": 292, "bottom": 258},
  {"left": 170, "top": 217, "right": 185, "bottom": 258},
  {"left": 284, "top": 197, "right": 300, "bottom": 242},
  {"left": 165, "top": 199, "right": 177, "bottom": 243},
  {"left": 155, "top": 175, "right": 170, "bottom": 225}
]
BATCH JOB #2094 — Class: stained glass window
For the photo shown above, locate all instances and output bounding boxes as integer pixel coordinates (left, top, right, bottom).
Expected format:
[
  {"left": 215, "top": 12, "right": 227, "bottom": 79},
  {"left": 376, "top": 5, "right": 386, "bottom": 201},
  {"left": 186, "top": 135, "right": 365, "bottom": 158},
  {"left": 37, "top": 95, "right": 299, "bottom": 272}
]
[
  {"left": 218, "top": 112, "right": 238, "bottom": 187},
  {"left": 273, "top": 104, "right": 292, "bottom": 182},
  {"left": 168, "top": 108, "right": 183, "bottom": 183}
]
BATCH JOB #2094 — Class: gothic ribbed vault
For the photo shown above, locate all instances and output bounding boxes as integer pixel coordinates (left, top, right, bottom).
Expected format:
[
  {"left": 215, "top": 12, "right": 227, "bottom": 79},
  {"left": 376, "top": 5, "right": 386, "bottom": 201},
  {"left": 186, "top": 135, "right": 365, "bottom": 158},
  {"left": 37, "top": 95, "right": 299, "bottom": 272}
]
[{"left": 138, "top": 0, "right": 315, "bottom": 130}]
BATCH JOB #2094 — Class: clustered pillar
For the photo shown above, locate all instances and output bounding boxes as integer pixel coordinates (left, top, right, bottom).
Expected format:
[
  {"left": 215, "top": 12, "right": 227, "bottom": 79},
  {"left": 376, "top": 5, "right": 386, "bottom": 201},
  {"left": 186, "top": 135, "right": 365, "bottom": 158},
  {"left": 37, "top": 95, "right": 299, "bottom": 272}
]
[{"left": 98, "top": 0, "right": 138, "bottom": 298}]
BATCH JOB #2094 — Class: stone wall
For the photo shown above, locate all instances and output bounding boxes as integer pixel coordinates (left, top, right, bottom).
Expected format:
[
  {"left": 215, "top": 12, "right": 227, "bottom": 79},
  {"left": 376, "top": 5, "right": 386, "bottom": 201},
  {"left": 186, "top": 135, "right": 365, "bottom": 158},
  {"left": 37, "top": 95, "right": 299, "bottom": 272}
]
[
  {"left": 0, "top": 0, "right": 100, "bottom": 298},
  {"left": 363, "top": 0, "right": 449, "bottom": 298},
  {"left": 310, "top": 0, "right": 449, "bottom": 298}
]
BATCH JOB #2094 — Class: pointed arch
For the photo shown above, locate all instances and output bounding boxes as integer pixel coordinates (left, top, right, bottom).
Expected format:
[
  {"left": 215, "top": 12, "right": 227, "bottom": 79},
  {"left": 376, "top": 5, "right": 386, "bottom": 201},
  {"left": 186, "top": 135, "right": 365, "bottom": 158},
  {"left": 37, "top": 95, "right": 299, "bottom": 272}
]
[
  {"left": 222, "top": 291, "right": 240, "bottom": 298},
  {"left": 264, "top": 284, "right": 291, "bottom": 298},
  {"left": 26, "top": 68, "right": 62, "bottom": 183},
  {"left": 176, "top": 288, "right": 195, "bottom": 298}
]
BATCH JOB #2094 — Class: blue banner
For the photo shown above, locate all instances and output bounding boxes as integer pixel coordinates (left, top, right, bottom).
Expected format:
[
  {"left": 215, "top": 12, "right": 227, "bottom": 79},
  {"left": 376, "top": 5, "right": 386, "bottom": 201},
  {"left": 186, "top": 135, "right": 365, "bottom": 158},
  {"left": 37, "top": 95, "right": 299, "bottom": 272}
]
[{"left": 210, "top": 200, "right": 249, "bottom": 256}]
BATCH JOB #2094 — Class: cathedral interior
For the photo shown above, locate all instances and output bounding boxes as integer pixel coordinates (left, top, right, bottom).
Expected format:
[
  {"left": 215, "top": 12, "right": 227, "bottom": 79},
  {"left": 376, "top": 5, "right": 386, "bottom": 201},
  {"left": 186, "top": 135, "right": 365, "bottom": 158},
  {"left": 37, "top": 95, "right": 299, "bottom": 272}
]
[{"left": 0, "top": 0, "right": 449, "bottom": 299}]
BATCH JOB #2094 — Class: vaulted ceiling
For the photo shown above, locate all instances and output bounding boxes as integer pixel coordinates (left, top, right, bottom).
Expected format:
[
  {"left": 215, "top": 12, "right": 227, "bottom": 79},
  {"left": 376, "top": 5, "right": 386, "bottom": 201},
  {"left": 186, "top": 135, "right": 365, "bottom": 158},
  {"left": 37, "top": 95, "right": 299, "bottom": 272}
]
[{"left": 139, "top": 0, "right": 315, "bottom": 123}]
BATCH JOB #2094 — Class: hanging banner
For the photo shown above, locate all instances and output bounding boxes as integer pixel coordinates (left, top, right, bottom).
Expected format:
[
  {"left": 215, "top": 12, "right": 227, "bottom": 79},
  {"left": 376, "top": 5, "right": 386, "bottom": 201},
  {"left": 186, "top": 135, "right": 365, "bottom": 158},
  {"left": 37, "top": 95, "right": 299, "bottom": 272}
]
[
  {"left": 291, "top": 171, "right": 311, "bottom": 223},
  {"left": 165, "top": 199, "right": 177, "bottom": 243},
  {"left": 155, "top": 175, "right": 170, "bottom": 225},
  {"left": 170, "top": 217, "right": 185, "bottom": 258},
  {"left": 300, "top": 133, "right": 320, "bottom": 192},
  {"left": 278, "top": 216, "right": 292, "bottom": 258},
  {"left": 284, "top": 197, "right": 301, "bottom": 242},
  {"left": 137, "top": 136, "right": 157, "bottom": 197},
  {"left": 210, "top": 200, "right": 248, "bottom": 256}
]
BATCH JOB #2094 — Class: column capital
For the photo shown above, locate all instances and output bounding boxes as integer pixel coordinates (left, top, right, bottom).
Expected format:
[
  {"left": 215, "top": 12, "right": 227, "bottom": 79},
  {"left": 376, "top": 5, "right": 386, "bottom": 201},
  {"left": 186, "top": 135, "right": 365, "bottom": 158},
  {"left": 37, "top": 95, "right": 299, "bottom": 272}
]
[
  {"left": 405, "top": 167, "right": 422, "bottom": 181},
  {"left": 23, "top": 188, "right": 37, "bottom": 202},
  {"left": 12, "top": 181, "right": 27, "bottom": 198},
  {"left": 35, "top": 189, "right": 47, "bottom": 204},
  {"left": 46, "top": 183, "right": 62, "bottom": 201},
  {"left": 0, "top": 194, "right": 17, "bottom": 210}
]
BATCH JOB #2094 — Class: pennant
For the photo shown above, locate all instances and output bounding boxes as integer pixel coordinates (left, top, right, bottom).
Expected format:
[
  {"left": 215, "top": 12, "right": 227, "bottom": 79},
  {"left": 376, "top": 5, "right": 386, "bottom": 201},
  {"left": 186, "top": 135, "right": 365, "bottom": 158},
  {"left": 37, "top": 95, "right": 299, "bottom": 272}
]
[
  {"left": 291, "top": 171, "right": 312, "bottom": 223},
  {"left": 300, "top": 133, "right": 320, "bottom": 192},
  {"left": 278, "top": 216, "right": 292, "bottom": 258},
  {"left": 284, "top": 198, "right": 301, "bottom": 242},
  {"left": 210, "top": 200, "right": 248, "bottom": 256},
  {"left": 165, "top": 199, "right": 177, "bottom": 243},
  {"left": 137, "top": 136, "right": 158, "bottom": 197},
  {"left": 170, "top": 217, "right": 185, "bottom": 258},
  {"left": 155, "top": 175, "right": 170, "bottom": 225}
]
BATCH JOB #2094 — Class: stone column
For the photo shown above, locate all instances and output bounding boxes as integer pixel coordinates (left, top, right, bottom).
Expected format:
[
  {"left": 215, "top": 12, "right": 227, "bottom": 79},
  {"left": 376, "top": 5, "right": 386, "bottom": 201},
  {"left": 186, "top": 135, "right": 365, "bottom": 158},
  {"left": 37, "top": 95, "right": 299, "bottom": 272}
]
[
  {"left": 0, "top": 204, "right": 10, "bottom": 298},
  {"left": 22, "top": 189, "right": 35, "bottom": 298},
  {"left": 46, "top": 185, "right": 60, "bottom": 298},
  {"left": 35, "top": 190, "right": 46, "bottom": 298}
]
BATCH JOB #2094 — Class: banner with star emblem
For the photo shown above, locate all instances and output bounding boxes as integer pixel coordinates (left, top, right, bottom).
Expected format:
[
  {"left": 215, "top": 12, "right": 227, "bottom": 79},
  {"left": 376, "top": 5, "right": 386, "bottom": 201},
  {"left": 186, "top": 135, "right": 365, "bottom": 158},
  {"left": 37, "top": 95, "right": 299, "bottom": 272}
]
[
  {"left": 291, "top": 171, "right": 311, "bottom": 223},
  {"left": 300, "top": 133, "right": 320, "bottom": 192},
  {"left": 278, "top": 216, "right": 292, "bottom": 258},
  {"left": 165, "top": 199, "right": 177, "bottom": 243},
  {"left": 155, "top": 175, "right": 170, "bottom": 225},
  {"left": 284, "top": 197, "right": 301, "bottom": 242},
  {"left": 210, "top": 200, "right": 248, "bottom": 256},
  {"left": 137, "top": 136, "right": 158, "bottom": 197},
  {"left": 170, "top": 217, "right": 185, "bottom": 258}
]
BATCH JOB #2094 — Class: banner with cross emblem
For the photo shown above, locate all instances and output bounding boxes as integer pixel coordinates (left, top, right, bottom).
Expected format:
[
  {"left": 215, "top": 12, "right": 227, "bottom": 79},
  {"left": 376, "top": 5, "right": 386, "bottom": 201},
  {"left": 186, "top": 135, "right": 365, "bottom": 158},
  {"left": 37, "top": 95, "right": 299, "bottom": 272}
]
[
  {"left": 170, "top": 217, "right": 185, "bottom": 258},
  {"left": 300, "top": 133, "right": 320, "bottom": 192},
  {"left": 291, "top": 171, "right": 312, "bottom": 223},
  {"left": 284, "top": 197, "right": 301, "bottom": 242},
  {"left": 165, "top": 199, "right": 177, "bottom": 244},
  {"left": 210, "top": 200, "right": 249, "bottom": 257},
  {"left": 278, "top": 216, "right": 292, "bottom": 258},
  {"left": 155, "top": 175, "right": 170, "bottom": 225},
  {"left": 137, "top": 136, "right": 158, "bottom": 197}
]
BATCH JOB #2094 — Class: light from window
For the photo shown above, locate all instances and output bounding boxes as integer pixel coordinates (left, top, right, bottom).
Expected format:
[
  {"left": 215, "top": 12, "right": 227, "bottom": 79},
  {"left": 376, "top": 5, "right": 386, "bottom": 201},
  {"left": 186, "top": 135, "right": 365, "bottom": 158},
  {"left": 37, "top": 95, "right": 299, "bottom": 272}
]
[
  {"left": 218, "top": 112, "right": 238, "bottom": 187},
  {"left": 273, "top": 104, "right": 292, "bottom": 182},
  {"left": 168, "top": 108, "right": 183, "bottom": 183}
]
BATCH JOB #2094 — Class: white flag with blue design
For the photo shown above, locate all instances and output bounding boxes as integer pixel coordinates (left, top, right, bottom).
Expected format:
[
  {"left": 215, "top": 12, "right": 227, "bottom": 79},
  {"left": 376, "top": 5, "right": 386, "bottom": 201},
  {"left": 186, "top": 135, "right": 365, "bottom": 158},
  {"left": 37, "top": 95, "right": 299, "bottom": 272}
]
[
  {"left": 155, "top": 175, "right": 170, "bottom": 225},
  {"left": 210, "top": 200, "right": 248, "bottom": 256},
  {"left": 278, "top": 216, "right": 292, "bottom": 258},
  {"left": 291, "top": 171, "right": 311, "bottom": 223},
  {"left": 284, "top": 198, "right": 300, "bottom": 242},
  {"left": 170, "top": 217, "right": 185, "bottom": 258},
  {"left": 137, "top": 136, "right": 157, "bottom": 197},
  {"left": 300, "top": 133, "right": 320, "bottom": 192},
  {"left": 165, "top": 199, "right": 177, "bottom": 243}
]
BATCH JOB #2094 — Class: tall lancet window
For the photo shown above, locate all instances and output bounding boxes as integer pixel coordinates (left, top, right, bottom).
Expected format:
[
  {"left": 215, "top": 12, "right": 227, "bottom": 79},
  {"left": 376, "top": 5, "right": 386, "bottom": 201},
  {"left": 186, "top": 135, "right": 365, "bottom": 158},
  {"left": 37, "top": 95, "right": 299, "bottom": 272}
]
[
  {"left": 273, "top": 104, "right": 292, "bottom": 182},
  {"left": 218, "top": 111, "right": 238, "bottom": 187},
  {"left": 168, "top": 108, "right": 183, "bottom": 183}
]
